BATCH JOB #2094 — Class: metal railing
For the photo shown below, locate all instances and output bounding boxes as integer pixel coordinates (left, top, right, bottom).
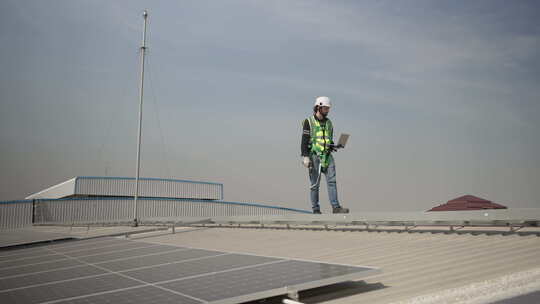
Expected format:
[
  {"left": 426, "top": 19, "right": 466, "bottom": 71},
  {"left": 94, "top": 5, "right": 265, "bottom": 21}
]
[
  {"left": 202, "top": 210, "right": 540, "bottom": 236},
  {"left": 6, "top": 197, "right": 538, "bottom": 237}
]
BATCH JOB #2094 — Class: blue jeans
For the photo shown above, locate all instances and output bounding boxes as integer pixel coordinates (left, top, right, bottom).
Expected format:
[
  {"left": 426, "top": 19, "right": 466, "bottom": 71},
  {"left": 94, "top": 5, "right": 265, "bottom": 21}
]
[{"left": 309, "top": 154, "right": 340, "bottom": 211}]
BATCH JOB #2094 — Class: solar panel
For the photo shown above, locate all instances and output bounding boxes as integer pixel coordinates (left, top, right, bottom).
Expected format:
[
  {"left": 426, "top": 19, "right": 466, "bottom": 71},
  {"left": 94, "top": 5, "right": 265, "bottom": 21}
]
[
  {"left": 0, "top": 237, "right": 380, "bottom": 304},
  {"left": 0, "top": 248, "right": 51, "bottom": 261},
  {"left": 0, "top": 259, "right": 82, "bottom": 278},
  {"left": 49, "top": 237, "right": 129, "bottom": 252},
  {"left": 56, "top": 240, "right": 155, "bottom": 256},
  {"left": 77, "top": 244, "right": 181, "bottom": 264},
  {"left": 160, "top": 260, "right": 377, "bottom": 303},
  {"left": 54, "top": 285, "right": 203, "bottom": 304},
  {"left": 95, "top": 248, "right": 223, "bottom": 272},
  {"left": 1, "top": 274, "right": 140, "bottom": 304},
  {"left": 0, "top": 265, "right": 106, "bottom": 291},
  {"left": 0, "top": 252, "right": 67, "bottom": 269},
  {"left": 123, "top": 253, "right": 278, "bottom": 283}
]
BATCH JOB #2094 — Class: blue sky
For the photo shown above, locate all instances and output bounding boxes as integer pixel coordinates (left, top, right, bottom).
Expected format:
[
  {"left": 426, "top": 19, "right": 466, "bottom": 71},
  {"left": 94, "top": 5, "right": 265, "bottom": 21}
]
[{"left": 1, "top": 0, "right": 539, "bottom": 212}]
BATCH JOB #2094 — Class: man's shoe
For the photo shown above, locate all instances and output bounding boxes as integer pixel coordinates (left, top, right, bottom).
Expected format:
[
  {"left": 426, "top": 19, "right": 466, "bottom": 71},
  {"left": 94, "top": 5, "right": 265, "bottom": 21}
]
[
  {"left": 313, "top": 210, "right": 322, "bottom": 214},
  {"left": 332, "top": 206, "right": 349, "bottom": 214}
]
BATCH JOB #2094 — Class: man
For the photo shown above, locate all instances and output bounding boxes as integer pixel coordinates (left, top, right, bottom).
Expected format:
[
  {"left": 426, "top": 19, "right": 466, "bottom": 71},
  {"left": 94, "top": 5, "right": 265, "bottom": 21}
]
[{"left": 301, "top": 96, "right": 349, "bottom": 214}]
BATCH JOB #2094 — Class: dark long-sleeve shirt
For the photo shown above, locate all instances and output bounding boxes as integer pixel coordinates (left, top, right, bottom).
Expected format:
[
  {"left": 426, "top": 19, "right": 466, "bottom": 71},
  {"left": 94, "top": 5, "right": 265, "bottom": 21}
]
[{"left": 301, "top": 119, "right": 311, "bottom": 157}]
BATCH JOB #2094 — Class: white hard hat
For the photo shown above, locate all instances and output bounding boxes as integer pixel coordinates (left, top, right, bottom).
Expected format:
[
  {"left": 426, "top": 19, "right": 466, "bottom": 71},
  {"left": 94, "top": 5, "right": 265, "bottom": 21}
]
[{"left": 314, "top": 96, "right": 331, "bottom": 108}]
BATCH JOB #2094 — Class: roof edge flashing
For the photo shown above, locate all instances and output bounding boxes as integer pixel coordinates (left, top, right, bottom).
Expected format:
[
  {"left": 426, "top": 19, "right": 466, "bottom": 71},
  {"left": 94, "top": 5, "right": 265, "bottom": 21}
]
[
  {"left": 76, "top": 176, "right": 223, "bottom": 186},
  {"left": 25, "top": 177, "right": 78, "bottom": 199}
]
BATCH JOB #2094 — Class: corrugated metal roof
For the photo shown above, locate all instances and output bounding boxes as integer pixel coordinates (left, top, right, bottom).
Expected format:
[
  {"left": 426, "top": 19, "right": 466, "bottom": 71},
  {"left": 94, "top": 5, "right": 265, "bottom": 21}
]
[{"left": 134, "top": 227, "right": 540, "bottom": 303}]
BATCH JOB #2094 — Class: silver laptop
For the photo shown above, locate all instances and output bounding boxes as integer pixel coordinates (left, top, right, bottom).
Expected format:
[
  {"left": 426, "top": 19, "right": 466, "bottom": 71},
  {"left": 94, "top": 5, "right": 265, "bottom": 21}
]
[{"left": 337, "top": 133, "right": 350, "bottom": 148}]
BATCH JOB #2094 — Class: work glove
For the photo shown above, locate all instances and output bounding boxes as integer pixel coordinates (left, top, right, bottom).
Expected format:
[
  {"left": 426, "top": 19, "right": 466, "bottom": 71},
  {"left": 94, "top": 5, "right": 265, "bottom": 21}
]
[{"left": 302, "top": 157, "right": 311, "bottom": 168}]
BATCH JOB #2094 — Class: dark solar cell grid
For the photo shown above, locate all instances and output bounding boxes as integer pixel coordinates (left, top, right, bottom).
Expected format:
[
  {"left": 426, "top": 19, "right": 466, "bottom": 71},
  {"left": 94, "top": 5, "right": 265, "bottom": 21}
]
[
  {"left": 0, "top": 265, "right": 106, "bottom": 291},
  {"left": 49, "top": 238, "right": 123, "bottom": 252},
  {"left": 0, "top": 274, "right": 140, "bottom": 304},
  {"left": 0, "top": 249, "right": 52, "bottom": 262},
  {"left": 0, "top": 259, "right": 82, "bottom": 278},
  {"left": 123, "top": 253, "right": 278, "bottom": 283},
  {"left": 0, "top": 253, "right": 67, "bottom": 269},
  {"left": 53, "top": 286, "right": 202, "bottom": 304},
  {"left": 96, "top": 248, "right": 222, "bottom": 272},
  {"left": 61, "top": 241, "right": 156, "bottom": 257},
  {"left": 75, "top": 244, "right": 180, "bottom": 264}
]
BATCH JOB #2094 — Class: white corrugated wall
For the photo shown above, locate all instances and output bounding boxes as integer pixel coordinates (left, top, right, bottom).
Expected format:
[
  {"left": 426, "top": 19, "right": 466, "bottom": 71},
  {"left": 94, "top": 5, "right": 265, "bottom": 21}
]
[
  {"left": 74, "top": 177, "right": 222, "bottom": 200},
  {"left": 33, "top": 198, "right": 308, "bottom": 224},
  {"left": 0, "top": 201, "right": 33, "bottom": 229}
]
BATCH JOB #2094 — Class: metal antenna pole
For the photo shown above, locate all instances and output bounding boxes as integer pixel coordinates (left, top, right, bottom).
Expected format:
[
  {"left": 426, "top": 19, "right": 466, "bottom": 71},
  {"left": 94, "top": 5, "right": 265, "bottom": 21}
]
[{"left": 133, "top": 10, "right": 148, "bottom": 227}]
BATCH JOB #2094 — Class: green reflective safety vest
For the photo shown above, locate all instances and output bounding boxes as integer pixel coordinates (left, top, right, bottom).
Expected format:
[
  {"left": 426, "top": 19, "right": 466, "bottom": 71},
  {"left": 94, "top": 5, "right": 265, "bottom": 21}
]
[{"left": 305, "top": 115, "right": 334, "bottom": 168}]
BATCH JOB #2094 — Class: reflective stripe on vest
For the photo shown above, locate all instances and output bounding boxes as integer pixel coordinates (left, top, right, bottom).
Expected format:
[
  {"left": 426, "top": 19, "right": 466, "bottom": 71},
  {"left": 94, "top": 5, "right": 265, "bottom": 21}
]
[{"left": 307, "top": 116, "right": 333, "bottom": 156}]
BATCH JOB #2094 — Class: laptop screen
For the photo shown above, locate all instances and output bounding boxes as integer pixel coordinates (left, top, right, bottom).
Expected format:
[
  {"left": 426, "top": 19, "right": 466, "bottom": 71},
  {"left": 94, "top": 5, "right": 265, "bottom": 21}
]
[{"left": 337, "top": 133, "right": 350, "bottom": 147}]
